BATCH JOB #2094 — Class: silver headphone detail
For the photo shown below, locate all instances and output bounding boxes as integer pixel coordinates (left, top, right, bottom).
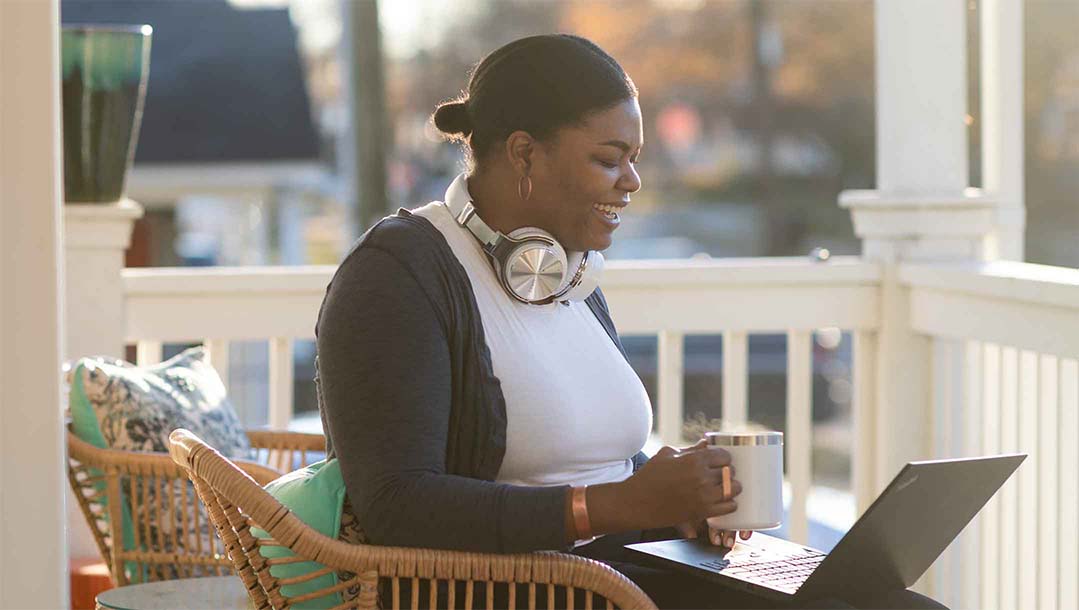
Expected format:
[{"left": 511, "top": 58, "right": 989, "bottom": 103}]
[{"left": 444, "top": 174, "right": 603, "bottom": 306}]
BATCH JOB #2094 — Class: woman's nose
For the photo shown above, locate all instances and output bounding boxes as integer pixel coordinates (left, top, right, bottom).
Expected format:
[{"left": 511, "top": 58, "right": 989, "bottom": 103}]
[{"left": 619, "top": 164, "right": 642, "bottom": 194}]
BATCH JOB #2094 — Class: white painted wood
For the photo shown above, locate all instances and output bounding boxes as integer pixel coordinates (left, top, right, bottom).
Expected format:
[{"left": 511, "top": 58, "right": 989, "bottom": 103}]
[
  {"left": 909, "top": 291, "right": 1079, "bottom": 360},
  {"left": 0, "top": 0, "right": 69, "bottom": 606},
  {"left": 205, "top": 339, "right": 231, "bottom": 388},
  {"left": 135, "top": 340, "right": 163, "bottom": 366},
  {"left": 1059, "top": 358, "right": 1078, "bottom": 610},
  {"left": 123, "top": 259, "right": 880, "bottom": 342},
  {"left": 268, "top": 337, "right": 294, "bottom": 430},
  {"left": 657, "top": 331, "right": 685, "bottom": 447},
  {"left": 126, "top": 161, "right": 326, "bottom": 204},
  {"left": 839, "top": 190, "right": 995, "bottom": 261},
  {"left": 980, "top": 344, "right": 1002, "bottom": 610},
  {"left": 852, "top": 331, "right": 877, "bottom": 514},
  {"left": 980, "top": 0, "right": 1026, "bottom": 261},
  {"left": 998, "top": 347, "right": 1019, "bottom": 610},
  {"left": 1037, "top": 354, "right": 1059, "bottom": 610},
  {"left": 874, "top": 0, "right": 968, "bottom": 194},
  {"left": 786, "top": 330, "right": 812, "bottom": 544},
  {"left": 871, "top": 267, "right": 934, "bottom": 499},
  {"left": 722, "top": 331, "right": 748, "bottom": 426},
  {"left": 65, "top": 200, "right": 144, "bottom": 365},
  {"left": 960, "top": 341, "right": 984, "bottom": 610},
  {"left": 928, "top": 338, "right": 964, "bottom": 605},
  {"left": 901, "top": 261, "right": 1079, "bottom": 310},
  {"left": 1016, "top": 350, "right": 1038, "bottom": 610}
]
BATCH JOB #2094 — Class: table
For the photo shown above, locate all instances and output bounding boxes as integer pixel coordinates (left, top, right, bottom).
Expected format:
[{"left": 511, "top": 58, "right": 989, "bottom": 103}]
[{"left": 95, "top": 576, "right": 251, "bottom": 610}]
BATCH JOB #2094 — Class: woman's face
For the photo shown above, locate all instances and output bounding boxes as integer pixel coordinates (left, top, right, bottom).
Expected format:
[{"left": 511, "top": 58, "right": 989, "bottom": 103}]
[{"left": 531, "top": 98, "right": 643, "bottom": 252}]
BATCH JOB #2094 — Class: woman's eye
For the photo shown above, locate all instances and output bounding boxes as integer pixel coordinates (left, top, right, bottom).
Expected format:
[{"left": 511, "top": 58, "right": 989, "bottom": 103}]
[{"left": 597, "top": 159, "right": 619, "bottom": 169}]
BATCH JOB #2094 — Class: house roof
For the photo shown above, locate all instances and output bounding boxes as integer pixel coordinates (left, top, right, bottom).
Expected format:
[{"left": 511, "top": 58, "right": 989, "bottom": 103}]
[{"left": 61, "top": 0, "right": 320, "bottom": 164}]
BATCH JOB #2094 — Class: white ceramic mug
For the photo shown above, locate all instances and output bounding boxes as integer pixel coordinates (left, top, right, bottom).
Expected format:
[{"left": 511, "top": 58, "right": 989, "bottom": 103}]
[{"left": 705, "top": 430, "right": 784, "bottom": 531}]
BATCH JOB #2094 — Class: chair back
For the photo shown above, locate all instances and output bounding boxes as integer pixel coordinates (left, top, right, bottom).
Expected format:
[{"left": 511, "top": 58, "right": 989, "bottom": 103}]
[
  {"left": 67, "top": 430, "right": 235, "bottom": 584},
  {"left": 67, "top": 427, "right": 325, "bottom": 585},
  {"left": 169, "top": 428, "right": 658, "bottom": 610}
]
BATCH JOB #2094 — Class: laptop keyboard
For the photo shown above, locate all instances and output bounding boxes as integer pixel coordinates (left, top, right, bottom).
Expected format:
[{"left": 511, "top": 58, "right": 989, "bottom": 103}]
[{"left": 700, "top": 552, "right": 827, "bottom": 590}]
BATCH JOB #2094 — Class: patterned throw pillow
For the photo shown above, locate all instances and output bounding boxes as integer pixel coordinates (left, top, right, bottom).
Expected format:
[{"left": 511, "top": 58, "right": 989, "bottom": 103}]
[
  {"left": 67, "top": 345, "right": 253, "bottom": 582},
  {"left": 69, "top": 345, "right": 251, "bottom": 458}
]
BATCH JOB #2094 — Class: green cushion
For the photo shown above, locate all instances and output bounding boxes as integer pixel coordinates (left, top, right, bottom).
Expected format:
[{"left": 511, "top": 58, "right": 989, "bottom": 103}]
[{"left": 254, "top": 459, "right": 347, "bottom": 609}]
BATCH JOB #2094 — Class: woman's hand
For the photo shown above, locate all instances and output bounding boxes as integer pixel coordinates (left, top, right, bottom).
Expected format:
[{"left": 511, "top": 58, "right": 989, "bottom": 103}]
[
  {"left": 619, "top": 438, "right": 743, "bottom": 530},
  {"left": 673, "top": 520, "right": 753, "bottom": 547}
]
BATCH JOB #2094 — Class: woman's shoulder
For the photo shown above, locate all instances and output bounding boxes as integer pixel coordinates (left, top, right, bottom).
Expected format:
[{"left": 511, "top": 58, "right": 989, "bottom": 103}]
[
  {"left": 325, "top": 207, "right": 462, "bottom": 306},
  {"left": 337, "top": 208, "right": 446, "bottom": 273}
]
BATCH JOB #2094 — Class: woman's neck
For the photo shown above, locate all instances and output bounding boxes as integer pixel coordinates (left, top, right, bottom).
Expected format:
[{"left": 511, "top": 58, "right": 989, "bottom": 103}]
[{"left": 465, "top": 169, "right": 540, "bottom": 235}]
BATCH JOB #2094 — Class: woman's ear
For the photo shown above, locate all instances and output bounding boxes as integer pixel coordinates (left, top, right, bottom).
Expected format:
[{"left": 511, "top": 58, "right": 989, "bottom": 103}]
[{"left": 504, "top": 130, "right": 536, "bottom": 176}]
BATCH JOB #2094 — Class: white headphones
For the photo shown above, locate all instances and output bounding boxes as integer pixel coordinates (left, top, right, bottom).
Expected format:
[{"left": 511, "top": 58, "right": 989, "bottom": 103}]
[{"left": 444, "top": 173, "right": 604, "bottom": 306}]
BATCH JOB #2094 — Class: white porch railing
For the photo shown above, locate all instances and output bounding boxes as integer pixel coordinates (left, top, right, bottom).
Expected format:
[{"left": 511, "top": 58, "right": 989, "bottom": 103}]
[
  {"left": 121, "top": 257, "right": 1079, "bottom": 609},
  {"left": 902, "top": 262, "right": 1079, "bottom": 610},
  {"left": 123, "top": 256, "right": 881, "bottom": 547}
]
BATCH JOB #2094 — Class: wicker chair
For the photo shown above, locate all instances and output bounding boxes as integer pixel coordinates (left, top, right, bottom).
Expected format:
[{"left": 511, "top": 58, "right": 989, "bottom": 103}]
[
  {"left": 168, "top": 428, "right": 660, "bottom": 610},
  {"left": 67, "top": 427, "right": 326, "bottom": 586}
]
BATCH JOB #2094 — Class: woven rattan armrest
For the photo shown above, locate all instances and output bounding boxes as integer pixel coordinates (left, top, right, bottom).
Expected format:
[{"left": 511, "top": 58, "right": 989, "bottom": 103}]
[{"left": 169, "top": 428, "right": 659, "bottom": 610}]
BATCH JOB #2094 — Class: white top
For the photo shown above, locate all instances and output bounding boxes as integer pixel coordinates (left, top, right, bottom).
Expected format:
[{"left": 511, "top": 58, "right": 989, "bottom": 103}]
[{"left": 410, "top": 178, "right": 653, "bottom": 495}]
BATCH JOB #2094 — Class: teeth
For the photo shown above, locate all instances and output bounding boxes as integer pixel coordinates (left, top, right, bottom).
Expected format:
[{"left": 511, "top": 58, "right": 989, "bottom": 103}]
[{"left": 593, "top": 203, "right": 622, "bottom": 213}]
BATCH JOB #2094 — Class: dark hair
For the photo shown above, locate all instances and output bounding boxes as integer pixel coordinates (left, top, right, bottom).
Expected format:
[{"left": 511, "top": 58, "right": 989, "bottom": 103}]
[{"left": 432, "top": 34, "right": 638, "bottom": 168}]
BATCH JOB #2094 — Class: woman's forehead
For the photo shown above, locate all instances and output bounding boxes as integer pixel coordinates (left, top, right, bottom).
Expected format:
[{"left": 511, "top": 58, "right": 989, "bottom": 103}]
[{"left": 574, "top": 99, "right": 644, "bottom": 148}]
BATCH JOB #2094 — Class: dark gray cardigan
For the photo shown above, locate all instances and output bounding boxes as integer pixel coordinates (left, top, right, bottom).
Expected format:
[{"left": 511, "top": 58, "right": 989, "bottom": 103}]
[{"left": 315, "top": 209, "right": 648, "bottom": 554}]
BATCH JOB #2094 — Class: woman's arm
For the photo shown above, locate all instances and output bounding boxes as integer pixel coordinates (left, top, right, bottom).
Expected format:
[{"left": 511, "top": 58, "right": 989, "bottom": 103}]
[{"left": 316, "top": 245, "right": 576, "bottom": 553}]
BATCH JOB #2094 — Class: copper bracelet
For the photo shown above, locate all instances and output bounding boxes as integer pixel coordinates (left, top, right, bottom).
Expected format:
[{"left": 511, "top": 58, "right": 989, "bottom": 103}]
[{"left": 571, "top": 485, "right": 593, "bottom": 540}]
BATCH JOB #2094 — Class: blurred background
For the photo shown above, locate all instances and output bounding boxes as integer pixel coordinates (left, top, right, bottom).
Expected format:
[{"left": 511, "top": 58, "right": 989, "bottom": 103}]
[{"left": 62, "top": 0, "right": 1079, "bottom": 532}]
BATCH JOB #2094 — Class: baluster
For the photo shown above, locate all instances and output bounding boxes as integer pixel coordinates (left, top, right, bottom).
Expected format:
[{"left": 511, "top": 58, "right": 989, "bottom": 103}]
[
  {"left": 980, "top": 343, "right": 1002, "bottom": 610},
  {"left": 999, "top": 347, "right": 1019, "bottom": 610},
  {"left": 657, "top": 331, "right": 685, "bottom": 447},
  {"left": 1059, "top": 358, "right": 1078, "bottom": 610},
  {"left": 852, "top": 330, "right": 877, "bottom": 513},
  {"left": 1016, "top": 350, "right": 1038, "bottom": 609},
  {"left": 960, "top": 341, "right": 983, "bottom": 610},
  {"left": 268, "top": 337, "right": 294, "bottom": 429},
  {"left": 785, "top": 330, "right": 812, "bottom": 544},
  {"left": 722, "top": 331, "right": 748, "bottom": 426},
  {"left": 135, "top": 341, "right": 163, "bottom": 366},
  {"left": 1037, "top": 354, "right": 1059, "bottom": 610}
]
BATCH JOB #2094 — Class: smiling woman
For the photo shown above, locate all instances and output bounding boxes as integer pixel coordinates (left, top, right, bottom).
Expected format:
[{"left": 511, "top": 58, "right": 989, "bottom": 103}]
[
  {"left": 313, "top": 34, "right": 945, "bottom": 610},
  {"left": 432, "top": 34, "right": 642, "bottom": 254}
]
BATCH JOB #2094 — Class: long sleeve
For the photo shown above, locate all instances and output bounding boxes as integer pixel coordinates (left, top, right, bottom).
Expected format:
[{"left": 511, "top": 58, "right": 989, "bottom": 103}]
[{"left": 315, "top": 245, "right": 573, "bottom": 553}]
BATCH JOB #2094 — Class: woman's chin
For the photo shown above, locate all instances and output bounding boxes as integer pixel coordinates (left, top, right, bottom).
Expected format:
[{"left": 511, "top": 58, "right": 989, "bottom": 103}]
[{"left": 586, "top": 235, "right": 613, "bottom": 252}]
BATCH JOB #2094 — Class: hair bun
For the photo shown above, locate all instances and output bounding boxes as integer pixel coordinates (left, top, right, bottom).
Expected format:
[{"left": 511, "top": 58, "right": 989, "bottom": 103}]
[{"left": 433, "top": 100, "right": 473, "bottom": 137}]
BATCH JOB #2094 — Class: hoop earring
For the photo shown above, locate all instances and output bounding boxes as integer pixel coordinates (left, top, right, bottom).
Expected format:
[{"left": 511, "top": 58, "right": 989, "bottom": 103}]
[{"left": 517, "top": 175, "right": 533, "bottom": 201}]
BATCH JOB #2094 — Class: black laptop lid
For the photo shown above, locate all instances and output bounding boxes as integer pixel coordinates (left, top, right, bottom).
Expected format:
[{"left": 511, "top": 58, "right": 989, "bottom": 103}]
[{"left": 798, "top": 454, "right": 1025, "bottom": 601}]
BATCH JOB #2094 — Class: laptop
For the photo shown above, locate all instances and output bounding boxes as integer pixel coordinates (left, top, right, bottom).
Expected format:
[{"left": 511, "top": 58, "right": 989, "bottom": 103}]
[{"left": 625, "top": 454, "right": 1025, "bottom": 603}]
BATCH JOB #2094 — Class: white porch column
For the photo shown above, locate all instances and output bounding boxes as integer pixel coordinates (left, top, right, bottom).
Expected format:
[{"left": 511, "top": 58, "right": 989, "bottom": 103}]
[
  {"left": 980, "top": 0, "right": 1025, "bottom": 261},
  {"left": 841, "top": 0, "right": 994, "bottom": 501},
  {"left": 62, "top": 200, "right": 143, "bottom": 563},
  {"left": 64, "top": 200, "right": 144, "bottom": 360},
  {"left": 0, "top": 1, "right": 69, "bottom": 608}
]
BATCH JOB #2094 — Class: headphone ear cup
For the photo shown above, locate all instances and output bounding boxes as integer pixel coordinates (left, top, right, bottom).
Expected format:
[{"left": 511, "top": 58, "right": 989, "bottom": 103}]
[
  {"left": 560, "top": 250, "right": 604, "bottom": 303},
  {"left": 501, "top": 227, "right": 569, "bottom": 303}
]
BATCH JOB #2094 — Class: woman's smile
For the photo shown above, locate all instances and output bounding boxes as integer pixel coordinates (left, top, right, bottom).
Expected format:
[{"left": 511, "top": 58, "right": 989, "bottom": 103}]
[{"left": 592, "top": 202, "right": 627, "bottom": 229}]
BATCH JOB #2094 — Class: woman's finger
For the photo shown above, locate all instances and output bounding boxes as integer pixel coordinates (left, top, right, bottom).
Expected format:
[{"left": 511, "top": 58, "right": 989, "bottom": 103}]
[
  {"left": 708, "top": 500, "right": 738, "bottom": 517},
  {"left": 680, "top": 438, "right": 708, "bottom": 453},
  {"left": 739, "top": 530, "right": 752, "bottom": 540},
  {"left": 709, "top": 528, "right": 737, "bottom": 548}
]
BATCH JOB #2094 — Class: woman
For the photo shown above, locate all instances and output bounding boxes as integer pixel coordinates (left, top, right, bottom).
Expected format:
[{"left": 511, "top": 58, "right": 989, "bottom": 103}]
[{"left": 315, "top": 34, "right": 945, "bottom": 610}]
